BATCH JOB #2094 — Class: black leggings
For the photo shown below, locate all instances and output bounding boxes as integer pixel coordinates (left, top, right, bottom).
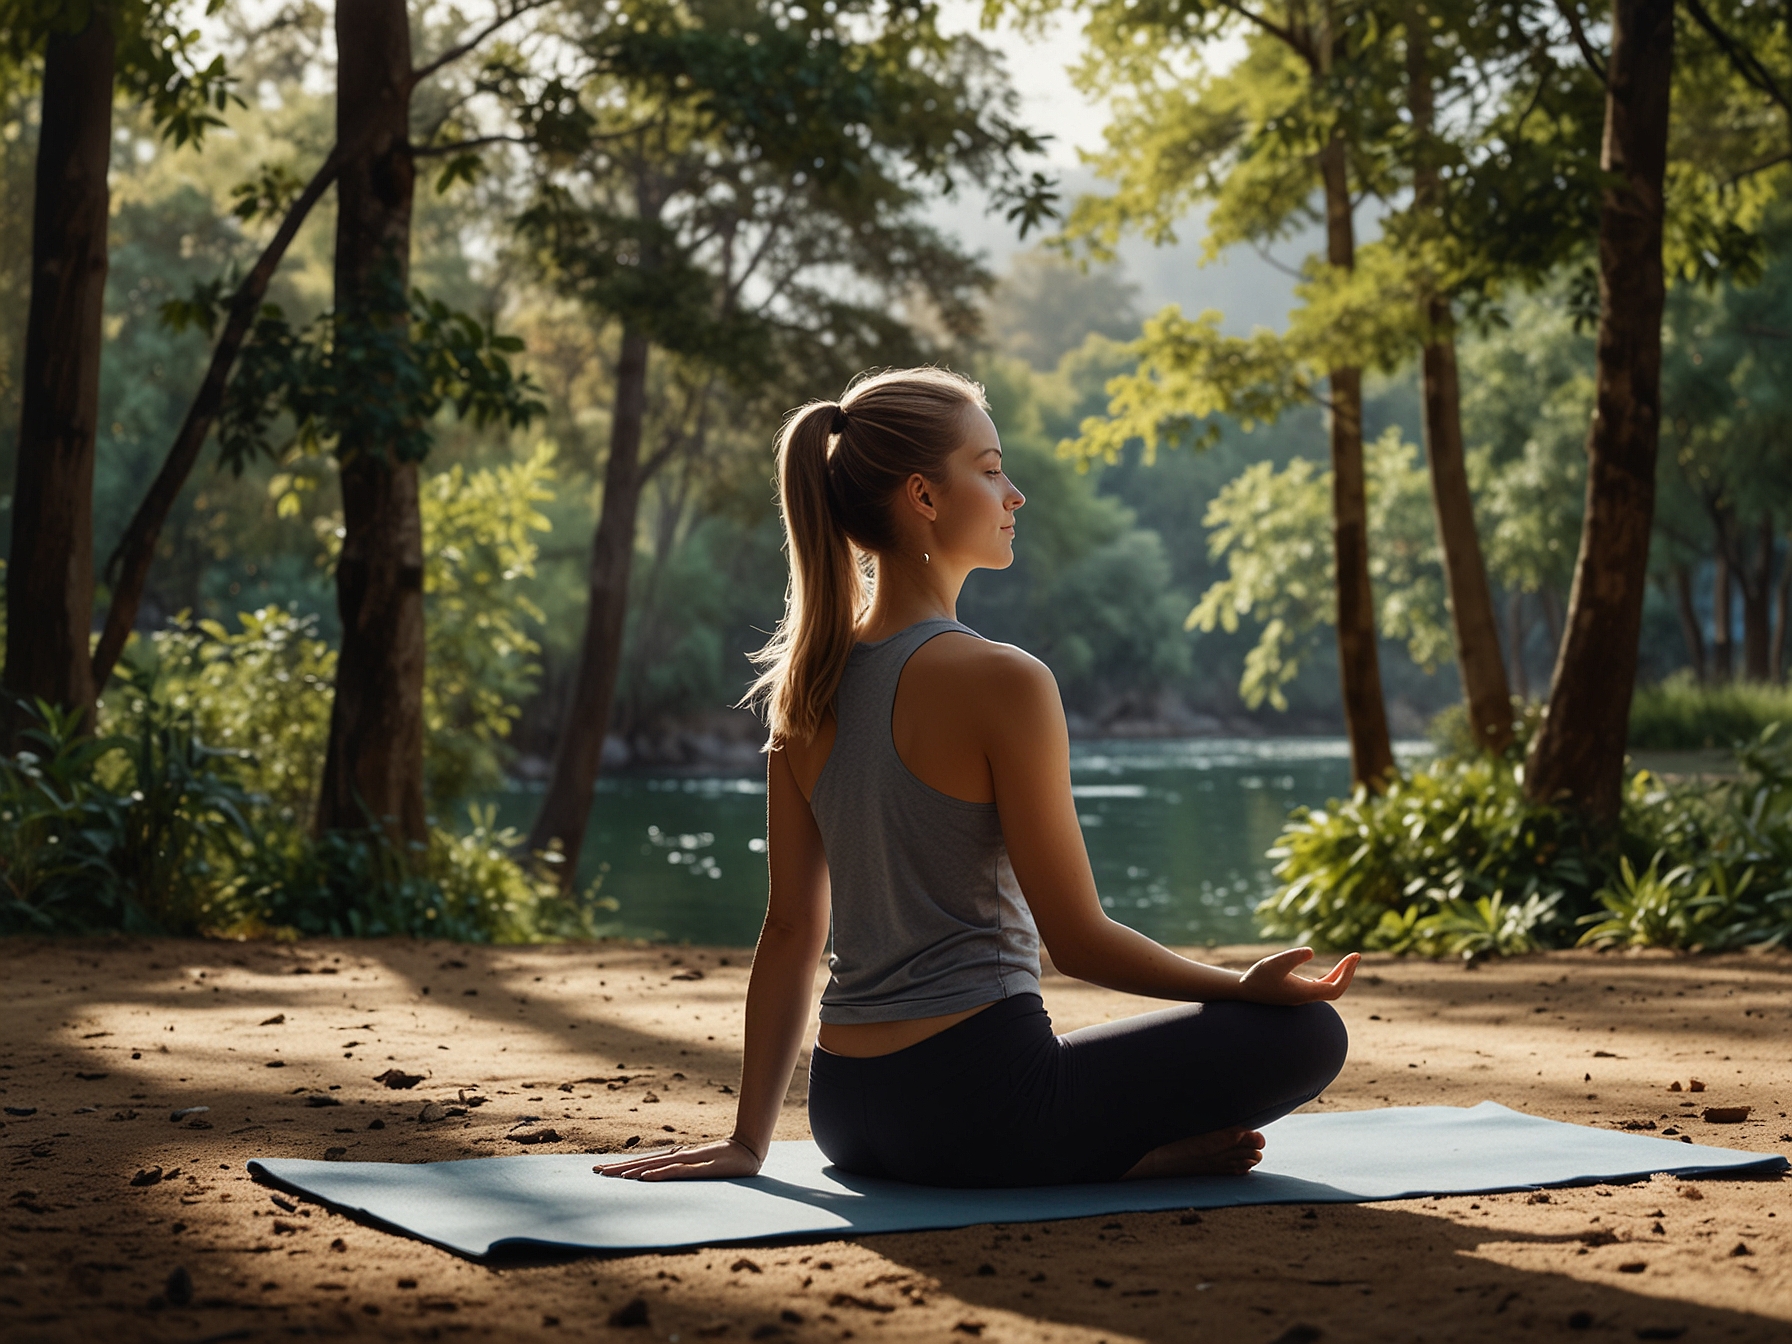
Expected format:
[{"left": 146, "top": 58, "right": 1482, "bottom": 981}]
[{"left": 808, "top": 993, "right": 1347, "bottom": 1187}]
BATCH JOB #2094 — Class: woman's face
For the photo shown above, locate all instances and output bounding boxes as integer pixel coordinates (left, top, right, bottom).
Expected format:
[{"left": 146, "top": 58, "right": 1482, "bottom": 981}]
[{"left": 919, "top": 405, "right": 1025, "bottom": 570}]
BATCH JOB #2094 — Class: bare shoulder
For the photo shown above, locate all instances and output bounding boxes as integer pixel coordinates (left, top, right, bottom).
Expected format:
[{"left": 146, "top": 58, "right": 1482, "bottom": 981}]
[{"left": 906, "top": 632, "right": 1061, "bottom": 721}]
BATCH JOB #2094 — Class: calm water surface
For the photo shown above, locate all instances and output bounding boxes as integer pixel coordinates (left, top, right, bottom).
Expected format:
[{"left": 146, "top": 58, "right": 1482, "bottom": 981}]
[{"left": 491, "top": 738, "right": 1430, "bottom": 947}]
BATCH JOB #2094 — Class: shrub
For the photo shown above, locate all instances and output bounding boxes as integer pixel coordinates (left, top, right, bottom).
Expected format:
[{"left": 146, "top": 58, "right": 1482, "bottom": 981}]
[
  {"left": 234, "top": 806, "right": 613, "bottom": 943},
  {"left": 150, "top": 605, "right": 335, "bottom": 823},
  {"left": 1260, "top": 723, "right": 1792, "bottom": 956},
  {"left": 0, "top": 681, "right": 255, "bottom": 935},
  {"left": 1627, "top": 672, "right": 1792, "bottom": 751},
  {"left": 1257, "top": 750, "right": 1592, "bottom": 952}
]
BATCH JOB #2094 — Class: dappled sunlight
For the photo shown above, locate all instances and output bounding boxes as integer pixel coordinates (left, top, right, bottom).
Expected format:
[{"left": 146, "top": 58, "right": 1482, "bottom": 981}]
[{"left": 4, "top": 939, "right": 1790, "bottom": 1340}]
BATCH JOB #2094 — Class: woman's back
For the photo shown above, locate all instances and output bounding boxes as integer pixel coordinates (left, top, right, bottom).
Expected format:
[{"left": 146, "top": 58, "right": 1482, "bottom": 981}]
[{"left": 804, "top": 617, "right": 1040, "bottom": 1025}]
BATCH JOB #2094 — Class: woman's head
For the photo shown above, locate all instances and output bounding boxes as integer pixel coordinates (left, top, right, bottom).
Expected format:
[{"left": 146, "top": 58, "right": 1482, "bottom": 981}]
[{"left": 745, "top": 366, "right": 1022, "bottom": 745}]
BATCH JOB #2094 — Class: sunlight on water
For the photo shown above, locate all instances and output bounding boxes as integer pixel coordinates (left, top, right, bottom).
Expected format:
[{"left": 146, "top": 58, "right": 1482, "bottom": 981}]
[{"left": 492, "top": 738, "right": 1430, "bottom": 947}]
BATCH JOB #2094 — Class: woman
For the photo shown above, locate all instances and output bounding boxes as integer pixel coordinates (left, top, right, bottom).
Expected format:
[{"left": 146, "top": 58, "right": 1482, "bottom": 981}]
[{"left": 605, "top": 367, "right": 1357, "bottom": 1188}]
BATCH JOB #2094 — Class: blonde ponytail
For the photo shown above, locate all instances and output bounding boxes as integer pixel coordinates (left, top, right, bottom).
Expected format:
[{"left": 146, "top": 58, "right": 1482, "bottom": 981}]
[{"left": 743, "top": 367, "right": 987, "bottom": 747}]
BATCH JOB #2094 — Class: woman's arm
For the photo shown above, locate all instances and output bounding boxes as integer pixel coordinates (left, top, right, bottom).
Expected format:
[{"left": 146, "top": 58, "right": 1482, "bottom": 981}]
[
  {"left": 979, "top": 648, "right": 1356, "bottom": 1006},
  {"left": 600, "top": 745, "right": 832, "bottom": 1180}
]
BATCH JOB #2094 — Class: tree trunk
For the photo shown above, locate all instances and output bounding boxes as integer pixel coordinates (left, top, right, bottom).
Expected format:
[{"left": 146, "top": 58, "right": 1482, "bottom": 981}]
[
  {"left": 2, "top": 14, "right": 113, "bottom": 742},
  {"left": 1524, "top": 0, "right": 1674, "bottom": 826},
  {"left": 1711, "top": 546, "right": 1733, "bottom": 682},
  {"left": 1315, "top": 134, "right": 1394, "bottom": 790},
  {"left": 1739, "top": 516, "right": 1773, "bottom": 681},
  {"left": 1507, "top": 590, "right": 1530, "bottom": 701},
  {"left": 312, "top": 0, "right": 426, "bottom": 843},
  {"left": 528, "top": 329, "right": 652, "bottom": 881},
  {"left": 1672, "top": 563, "right": 1705, "bottom": 682},
  {"left": 1405, "top": 9, "right": 1512, "bottom": 753},
  {"left": 1773, "top": 535, "right": 1791, "bottom": 683}
]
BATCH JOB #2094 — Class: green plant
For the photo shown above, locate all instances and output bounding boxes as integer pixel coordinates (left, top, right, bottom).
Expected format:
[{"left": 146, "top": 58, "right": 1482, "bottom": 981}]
[
  {"left": 150, "top": 605, "right": 336, "bottom": 822},
  {"left": 1576, "top": 853, "right": 1755, "bottom": 951},
  {"left": 1410, "top": 891, "right": 1562, "bottom": 960},
  {"left": 1, "top": 678, "right": 255, "bottom": 935},
  {"left": 1258, "top": 751, "right": 1594, "bottom": 950},
  {"left": 1627, "top": 672, "right": 1792, "bottom": 751}
]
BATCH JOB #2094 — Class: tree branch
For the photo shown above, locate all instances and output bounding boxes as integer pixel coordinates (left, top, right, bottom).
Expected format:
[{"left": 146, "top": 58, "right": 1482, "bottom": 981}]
[
  {"left": 1214, "top": 0, "right": 1310, "bottom": 63},
  {"left": 1556, "top": 0, "right": 1608, "bottom": 82},
  {"left": 92, "top": 140, "right": 351, "bottom": 689},
  {"left": 410, "top": 133, "right": 531, "bottom": 158},
  {"left": 1680, "top": 0, "right": 1792, "bottom": 116},
  {"left": 1726, "top": 147, "right": 1792, "bottom": 182},
  {"left": 408, "top": 0, "right": 553, "bottom": 88}
]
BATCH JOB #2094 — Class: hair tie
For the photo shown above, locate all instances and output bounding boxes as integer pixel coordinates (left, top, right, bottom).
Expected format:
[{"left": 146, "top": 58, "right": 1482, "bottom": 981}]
[{"left": 829, "top": 406, "right": 849, "bottom": 436}]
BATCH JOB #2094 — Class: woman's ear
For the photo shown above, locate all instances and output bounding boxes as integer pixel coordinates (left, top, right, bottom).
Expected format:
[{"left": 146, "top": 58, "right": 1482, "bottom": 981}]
[{"left": 903, "top": 472, "right": 937, "bottom": 521}]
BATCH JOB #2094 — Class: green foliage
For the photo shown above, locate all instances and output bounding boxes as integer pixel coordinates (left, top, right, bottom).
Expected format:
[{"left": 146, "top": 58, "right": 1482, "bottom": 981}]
[
  {"left": 238, "top": 806, "right": 611, "bottom": 943},
  {"left": 155, "top": 449, "right": 556, "bottom": 816},
  {"left": 0, "top": 0, "right": 242, "bottom": 147},
  {"left": 1576, "top": 853, "right": 1755, "bottom": 952},
  {"left": 1628, "top": 673, "right": 1792, "bottom": 751},
  {"left": 0, "top": 652, "right": 606, "bottom": 942},
  {"left": 151, "top": 605, "right": 335, "bottom": 819},
  {"left": 1261, "top": 724, "right": 1792, "bottom": 956},
  {"left": 415, "top": 444, "right": 555, "bottom": 803},
  {"left": 0, "top": 681, "right": 254, "bottom": 935},
  {"left": 1257, "top": 750, "right": 1589, "bottom": 952},
  {"left": 1188, "top": 428, "right": 1449, "bottom": 709},
  {"left": 218, "top": 276, "right": 542, "bottom": 471}
]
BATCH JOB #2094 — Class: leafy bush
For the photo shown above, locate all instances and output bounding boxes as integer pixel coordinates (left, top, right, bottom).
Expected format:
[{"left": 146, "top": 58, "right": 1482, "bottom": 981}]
[
  {"left": 0, "top": 684, "right": 255, "bottom": 935},
  {"left": 1257, "top": 750, "right": 1591, "bottom": 952},
  {"left": 1628, "top": 672, "right": 1792, "bottom": 751},
  {"left": 152, "top": 605, "right": 336, "bottom": 822},
  {"left": 1259, "top": 723, "right": 1792, "bottom": 956},
  {"left": 235, "top": 806, "right": 615, "bottom": 943}
]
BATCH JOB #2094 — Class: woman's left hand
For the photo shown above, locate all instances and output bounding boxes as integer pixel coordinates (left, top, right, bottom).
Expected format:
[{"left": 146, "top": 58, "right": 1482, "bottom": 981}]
[
  {"left": 1235, "top": 948, "right": 1359, "bottom": 1005},
  {"left": 596, "top": 1136, "right": 763, "bottom": 1181}
]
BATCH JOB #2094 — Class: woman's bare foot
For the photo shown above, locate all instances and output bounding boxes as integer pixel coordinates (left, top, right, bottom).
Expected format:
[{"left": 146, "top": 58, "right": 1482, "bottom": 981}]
[{"left": 1120, "top": 1125, "right": 1266, "bottom": 1180}]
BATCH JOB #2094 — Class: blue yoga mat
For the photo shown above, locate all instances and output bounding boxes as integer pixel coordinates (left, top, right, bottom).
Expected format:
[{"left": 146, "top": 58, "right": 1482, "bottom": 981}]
[{"left": 248, "top": 1102, "right": 1785, "bottom": 1259}]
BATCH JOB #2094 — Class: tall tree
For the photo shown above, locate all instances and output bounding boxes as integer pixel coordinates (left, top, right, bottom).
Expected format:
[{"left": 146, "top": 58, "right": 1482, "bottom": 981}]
[
  {"left": 1056, "top": 6, "right": 1399, "bottom": 789},
  {"left": 514, "top": 0, "right": 1050, "bottom": 879},
  {"left": 1524, "top": 0, "right": 1675, "bottom": 823},
  {"left": 312, "top": 0, "right": 426, "bottom": 840},
  {"left": 1400, "top": 1, "right": 1512, "bottom": 752},
  {"left": 0, "top": 0, "right": 230, "bottom": 741},
  {"left": 3, "top": 6, "right": 113, "bottom": 739}
]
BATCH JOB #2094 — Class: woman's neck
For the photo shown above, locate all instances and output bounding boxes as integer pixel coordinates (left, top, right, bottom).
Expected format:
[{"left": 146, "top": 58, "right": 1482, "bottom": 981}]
[{"left": 857, "top": 551, "right": 966, "bottom": 642}]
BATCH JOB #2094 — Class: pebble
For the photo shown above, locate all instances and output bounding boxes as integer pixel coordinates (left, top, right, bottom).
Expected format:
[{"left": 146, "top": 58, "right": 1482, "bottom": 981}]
[
  {"left": 170, "top": 1106, "right": 209, "bottom": 1123},
  {"left": 607, "top": 1297, "right": 650, "bottom": 1328},
  {"left": 373, "top": 1069, "right": 424, "bottom": 1090}
]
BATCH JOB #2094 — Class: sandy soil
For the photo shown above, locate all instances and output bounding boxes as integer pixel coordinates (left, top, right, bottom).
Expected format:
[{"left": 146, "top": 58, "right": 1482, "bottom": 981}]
[{"left": 1, "top": 937, "right": 1788, "bottom": 1343}]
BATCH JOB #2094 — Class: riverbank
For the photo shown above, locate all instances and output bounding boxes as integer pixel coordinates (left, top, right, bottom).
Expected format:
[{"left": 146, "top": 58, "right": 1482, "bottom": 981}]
[{"left": 2, "top": 938, "right": 1788, "bottom": 1342}]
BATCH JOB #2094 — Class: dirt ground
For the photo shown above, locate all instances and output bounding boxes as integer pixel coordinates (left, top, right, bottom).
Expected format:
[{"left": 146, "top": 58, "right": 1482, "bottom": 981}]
[{"left": 1, "top": 937, "right": 1789, "bottom": 1343}]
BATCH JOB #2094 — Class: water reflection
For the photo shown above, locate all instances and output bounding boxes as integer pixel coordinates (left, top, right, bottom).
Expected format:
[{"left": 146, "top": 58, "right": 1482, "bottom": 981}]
[{"left": 490, "top": 738, "right": 1429, "bottom": 946}]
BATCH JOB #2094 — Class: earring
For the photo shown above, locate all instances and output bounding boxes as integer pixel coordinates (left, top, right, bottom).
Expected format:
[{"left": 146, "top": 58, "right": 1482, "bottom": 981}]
[{"left": 922, "top": 552, "right": 930, "bottom": 565}]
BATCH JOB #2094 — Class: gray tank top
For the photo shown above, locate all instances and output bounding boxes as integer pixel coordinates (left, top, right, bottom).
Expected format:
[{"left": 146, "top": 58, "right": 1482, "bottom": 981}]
[{"left": 810, "top": 617, "right": 1042, "bottom": 1025}]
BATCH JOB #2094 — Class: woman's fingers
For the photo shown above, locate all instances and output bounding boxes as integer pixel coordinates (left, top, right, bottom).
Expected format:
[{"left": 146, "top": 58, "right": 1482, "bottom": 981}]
[
  {"left": 598, "top": 1138, "right": 761, "bottom": 1181},
  {"left": 598, "top": 1146, "right": 684, "bottom": 1178}
]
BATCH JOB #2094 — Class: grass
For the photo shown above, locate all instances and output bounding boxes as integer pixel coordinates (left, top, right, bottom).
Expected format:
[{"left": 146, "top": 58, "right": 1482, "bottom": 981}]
[{"left": 1628, "top": 672, "right": 1792, "bottom": 751}]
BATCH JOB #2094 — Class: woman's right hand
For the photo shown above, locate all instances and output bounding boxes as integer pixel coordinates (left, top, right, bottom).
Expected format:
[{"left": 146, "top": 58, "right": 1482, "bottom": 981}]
[
  {"left": 1234, "top": 947, "right": 1359, "bottom": 1005},
  {"left": 597, "top": 1136, "right": 764, "bottom": 1181}
]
